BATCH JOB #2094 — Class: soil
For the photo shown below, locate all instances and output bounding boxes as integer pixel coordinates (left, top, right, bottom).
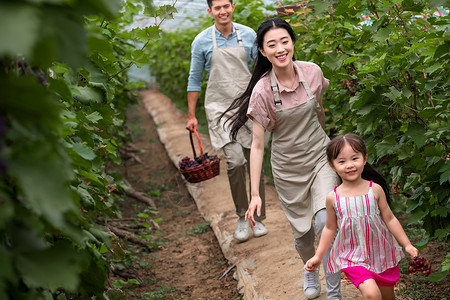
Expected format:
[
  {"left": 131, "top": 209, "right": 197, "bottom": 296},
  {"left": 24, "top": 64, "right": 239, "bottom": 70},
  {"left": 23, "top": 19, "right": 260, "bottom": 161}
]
[
  {"left": 111, "top": 90, "right": 450, "bottom": 300},
  {"left": 114, "top": 100, "right": 240, "bottom": 299}
]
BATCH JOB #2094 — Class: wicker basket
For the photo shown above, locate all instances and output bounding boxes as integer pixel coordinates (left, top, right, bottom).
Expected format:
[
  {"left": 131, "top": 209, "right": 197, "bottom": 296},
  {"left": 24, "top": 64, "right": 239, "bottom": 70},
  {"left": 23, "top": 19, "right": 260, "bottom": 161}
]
[{"left": 179, "top": 129, "right": 220, "bottom": 183}]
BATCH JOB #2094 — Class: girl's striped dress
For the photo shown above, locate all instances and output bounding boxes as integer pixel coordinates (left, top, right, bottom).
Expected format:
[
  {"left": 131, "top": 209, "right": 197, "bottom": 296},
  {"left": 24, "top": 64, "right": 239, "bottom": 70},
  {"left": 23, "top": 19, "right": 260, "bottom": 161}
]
[{"left": 327, "top": 181, "right": 404, "bottom": 274}]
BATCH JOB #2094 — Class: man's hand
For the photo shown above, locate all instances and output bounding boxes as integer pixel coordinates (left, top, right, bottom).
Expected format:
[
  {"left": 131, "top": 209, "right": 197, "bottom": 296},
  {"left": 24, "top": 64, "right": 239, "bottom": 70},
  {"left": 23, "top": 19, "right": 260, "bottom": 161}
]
[{"left": 186, "top": 117, "right": 198, "bottom": 132}]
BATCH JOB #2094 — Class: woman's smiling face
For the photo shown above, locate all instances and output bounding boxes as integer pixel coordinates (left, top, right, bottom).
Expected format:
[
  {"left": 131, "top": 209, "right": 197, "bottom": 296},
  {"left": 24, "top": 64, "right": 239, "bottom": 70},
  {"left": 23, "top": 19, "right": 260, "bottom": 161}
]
[{"left": 259, "top": 28, "right": 294, "bottom": 70}]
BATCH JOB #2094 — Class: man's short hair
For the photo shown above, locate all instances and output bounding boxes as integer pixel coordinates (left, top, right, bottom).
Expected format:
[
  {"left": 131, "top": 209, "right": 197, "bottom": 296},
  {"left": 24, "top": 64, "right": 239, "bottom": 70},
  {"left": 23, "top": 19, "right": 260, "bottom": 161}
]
[{"left": 207, "top": 0, "right": 233, "bottom": 8}]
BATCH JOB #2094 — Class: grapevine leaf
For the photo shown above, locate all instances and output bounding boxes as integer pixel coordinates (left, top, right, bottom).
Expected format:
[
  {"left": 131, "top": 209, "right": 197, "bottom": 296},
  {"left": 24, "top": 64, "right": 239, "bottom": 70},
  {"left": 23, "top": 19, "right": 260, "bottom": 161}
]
[
  {"left": 0, "top": 248, "right": 14, "bottom": 300},
  {"left": 374, "top": 137, "right": 400, "bottom": 157},
  {"left": 128, "top": 26, "right": 161, "bottom": 42},
  {"left": 71, "top": 143, "right": 97, "bottom": 161},
  {"left": 88, "top": 35, "right": 118, "bottom": 62},
  {"left": 34, "top": 7, "right": 88, "bottom": 68},
  {"left": 413, "top": 237, "right": 429, "bottom": 251},
  {"left": 72, "top": 86, "right": 103, "bottom": 103},
  {"left": 48, "top": 77, "right": 73, "bottom": 101},
  {"left": 373, "top": 27, "right": 391, "bottom": 42},
  {"left": 76, "top": 186, "right": 96, "bottom": 207},
  {"left": 0, "top": 76, "right": 61, "bottom": 127},
  {"left": 16, "top": 241, "right": 86, "bottom": 292},
  {"left": 405, "top": 123, "right": 427, "bottom": 148},
  {"left": 382, "top": 86, "right": 402, "bottom": 101},
  {"left": 428, "top": 270, "right": 449, "bottom": 282},
  {"left": 407, "top": 208, "right": 429, "bottom": 225},
  {"left": 309, "top": 0, "right": 329, "bottom": 14},
  {"left": 86, "top": 112, "right": 103, "bottom": 124},
  {"left": 81, "top": 0, "right": 122, "bottom": 19},
  {"left": 0, "top": 4, "right": 40, "bottom": 58},
  {"left": 439, "top": 162, "right": 450, "bottom": 184}
]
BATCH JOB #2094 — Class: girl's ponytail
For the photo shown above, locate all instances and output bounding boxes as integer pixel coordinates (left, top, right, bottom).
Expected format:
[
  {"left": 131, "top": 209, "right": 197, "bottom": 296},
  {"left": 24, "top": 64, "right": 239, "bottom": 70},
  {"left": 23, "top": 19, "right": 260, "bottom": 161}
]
[{"left": 362, "top": 163, "right": 391, "bottom": 204}]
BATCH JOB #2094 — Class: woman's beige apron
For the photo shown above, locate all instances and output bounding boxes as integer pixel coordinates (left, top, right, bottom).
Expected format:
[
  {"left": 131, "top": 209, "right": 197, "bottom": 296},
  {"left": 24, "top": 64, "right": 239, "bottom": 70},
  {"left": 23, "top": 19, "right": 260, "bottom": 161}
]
[
  {"left": 270, "top": 65, "right": 339, "bottom": 239},
  {"left": 204, "top": 24, "right": 253, "bottom": 150}
]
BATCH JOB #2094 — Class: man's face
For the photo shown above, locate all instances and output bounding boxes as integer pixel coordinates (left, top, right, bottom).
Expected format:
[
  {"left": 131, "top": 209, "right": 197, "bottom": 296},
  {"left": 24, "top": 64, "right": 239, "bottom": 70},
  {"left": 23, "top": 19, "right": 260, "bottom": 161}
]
[{"left": 208, "top": 0, "right": 235, "bottom": 27}]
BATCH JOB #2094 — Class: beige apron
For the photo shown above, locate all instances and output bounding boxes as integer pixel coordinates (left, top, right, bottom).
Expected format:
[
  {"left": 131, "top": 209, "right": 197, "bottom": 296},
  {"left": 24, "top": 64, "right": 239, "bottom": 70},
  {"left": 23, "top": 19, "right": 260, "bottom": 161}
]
[
  {"left": 204, "top": 24, "right": 253, "bottom": 150},
  {"left": 270, "top": 65, "right": 339, "bottom": 238}
]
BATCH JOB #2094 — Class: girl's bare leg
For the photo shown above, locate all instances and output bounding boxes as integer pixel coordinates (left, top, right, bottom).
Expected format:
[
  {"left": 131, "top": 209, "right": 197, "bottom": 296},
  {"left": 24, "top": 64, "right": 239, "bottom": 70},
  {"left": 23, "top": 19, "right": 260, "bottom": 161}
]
[
  {"left": 358, "top": 279, "right": 382, "bottom": 300},
  {"left": 379, "top": 285, "right": 395, "bottom": 300}
]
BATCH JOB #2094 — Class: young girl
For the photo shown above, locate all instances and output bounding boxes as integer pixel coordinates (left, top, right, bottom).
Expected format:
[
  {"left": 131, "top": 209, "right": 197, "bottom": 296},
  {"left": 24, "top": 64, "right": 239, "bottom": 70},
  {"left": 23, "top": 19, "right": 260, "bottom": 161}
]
[
  {"left": 221, "top": 18, "right": 341, "bottom": 299},
  {"left": 305, "top": 133, "right": 419, "bottom": 300}
]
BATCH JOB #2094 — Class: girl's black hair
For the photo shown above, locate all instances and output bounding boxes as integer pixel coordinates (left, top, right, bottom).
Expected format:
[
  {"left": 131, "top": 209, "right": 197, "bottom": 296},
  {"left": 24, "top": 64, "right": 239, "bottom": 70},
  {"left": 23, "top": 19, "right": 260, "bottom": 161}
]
[
  {"left": 327, "top": 133, "right": 391, "bottom": 203},
  {"left": 219, "top": 18, "right": 296, "bottom": 140}
]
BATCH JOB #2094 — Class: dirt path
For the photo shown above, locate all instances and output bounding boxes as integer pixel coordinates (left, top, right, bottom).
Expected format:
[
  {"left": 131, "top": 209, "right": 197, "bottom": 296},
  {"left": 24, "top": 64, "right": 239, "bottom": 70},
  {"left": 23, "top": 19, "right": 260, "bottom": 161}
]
[{"left": 121, "top": 100, "right": 240, "bottom": 299}]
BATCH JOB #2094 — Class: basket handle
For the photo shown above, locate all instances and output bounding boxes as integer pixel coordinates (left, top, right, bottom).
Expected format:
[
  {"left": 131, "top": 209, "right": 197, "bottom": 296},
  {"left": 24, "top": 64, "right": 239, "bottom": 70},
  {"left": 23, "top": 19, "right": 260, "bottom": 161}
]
[{"left": 189, "top": 129, "right": 205, "bottom": 165}]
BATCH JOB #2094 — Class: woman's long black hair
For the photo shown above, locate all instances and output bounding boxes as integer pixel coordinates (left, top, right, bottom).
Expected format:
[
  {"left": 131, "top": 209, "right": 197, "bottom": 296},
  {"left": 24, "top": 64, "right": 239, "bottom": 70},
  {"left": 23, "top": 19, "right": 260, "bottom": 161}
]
[
  {"left": 219, "top": 18, "right": 297, "bottom": 140},
  {"left": 326, "top": 133, "right": 392, "bottom": 203}
]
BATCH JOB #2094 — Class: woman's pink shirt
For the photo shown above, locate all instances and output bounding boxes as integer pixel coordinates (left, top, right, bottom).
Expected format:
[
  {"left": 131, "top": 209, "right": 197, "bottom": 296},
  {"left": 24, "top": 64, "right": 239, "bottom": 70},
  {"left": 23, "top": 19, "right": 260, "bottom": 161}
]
[{"left": 247, "top": 60, "right": 329, "bottom": 132}]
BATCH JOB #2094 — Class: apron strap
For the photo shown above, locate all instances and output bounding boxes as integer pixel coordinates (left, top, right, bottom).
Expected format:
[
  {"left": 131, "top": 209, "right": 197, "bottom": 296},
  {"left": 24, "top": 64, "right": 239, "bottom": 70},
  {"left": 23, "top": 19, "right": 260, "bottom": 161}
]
[
  {"left": 234, "top": 25, "right": 244, "bottom": 47},
  {"left": 211, "top": 24, "right": 244, "bottom": 48},
  {"left": 270, "top": 69, "right": 282, "bottom": 106},
  {"left": 296, "top": 66, "right": 313, "bottom": 98}
]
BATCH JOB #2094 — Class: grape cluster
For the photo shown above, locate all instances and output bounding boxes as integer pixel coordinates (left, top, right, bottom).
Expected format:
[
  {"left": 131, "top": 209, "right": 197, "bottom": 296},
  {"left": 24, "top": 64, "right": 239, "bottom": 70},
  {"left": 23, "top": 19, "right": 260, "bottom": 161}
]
[
  {"left": 17, "top": 60, "right": 47, "bottom": 86},
  {"left": 195, "top": 152, "right": 213, "bottom": 164},
  {"left": 179, "top": 156, "right": 200, "bottom": 170},
  {"left": 408, "top": 256, "right": 431, "bottom": 276},
  {"left": 179, "top": 153, "right": 217, "bottom": 170}
]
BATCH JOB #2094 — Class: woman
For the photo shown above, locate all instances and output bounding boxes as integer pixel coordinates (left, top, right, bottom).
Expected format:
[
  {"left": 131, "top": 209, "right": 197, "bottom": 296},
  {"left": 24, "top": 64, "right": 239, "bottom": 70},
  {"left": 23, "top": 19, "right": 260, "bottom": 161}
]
[{"left": 222, "top": 18, "right": 341, "bottom": 299}]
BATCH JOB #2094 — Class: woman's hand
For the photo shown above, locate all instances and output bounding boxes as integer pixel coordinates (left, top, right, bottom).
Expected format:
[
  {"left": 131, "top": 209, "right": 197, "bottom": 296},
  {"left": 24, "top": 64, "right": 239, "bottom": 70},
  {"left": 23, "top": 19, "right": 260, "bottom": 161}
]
[
  {"left": 245, "top": 196, "right": 262, "bottom": 227},
  {"left": 304, "top": 256, "right": 320, "bottom": 272}
]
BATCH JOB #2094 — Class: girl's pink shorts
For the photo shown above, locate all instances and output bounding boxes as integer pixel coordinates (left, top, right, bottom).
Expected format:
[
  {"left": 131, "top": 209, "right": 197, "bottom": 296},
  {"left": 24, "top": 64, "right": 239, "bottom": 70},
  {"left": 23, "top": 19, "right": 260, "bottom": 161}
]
[{"left": 341, "top": 265, "right": 400, "bottom": 288}]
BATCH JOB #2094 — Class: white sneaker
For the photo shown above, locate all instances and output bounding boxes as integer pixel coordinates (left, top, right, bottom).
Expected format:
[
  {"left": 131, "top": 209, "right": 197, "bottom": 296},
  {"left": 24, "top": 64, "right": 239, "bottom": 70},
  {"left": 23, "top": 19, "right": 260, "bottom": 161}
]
[
  {"left": 304, "top": 268, "right": 321, "bottom": 299},
  {"left": 234, "top": 217, "right": 250, "bottom": 242},
  {"left": 252, "top": 221, "right": 268, "bottom": 238}
]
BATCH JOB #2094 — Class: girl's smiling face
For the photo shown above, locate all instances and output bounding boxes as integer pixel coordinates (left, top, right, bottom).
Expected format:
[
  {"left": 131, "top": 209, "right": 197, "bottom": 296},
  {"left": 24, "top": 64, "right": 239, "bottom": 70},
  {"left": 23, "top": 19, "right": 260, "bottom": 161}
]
[
  {"left": 331, "top": 143, "right": 367, "bottom": 182},
  {"left": 259, "top": 28, "right": 294, "bottom": 70}
]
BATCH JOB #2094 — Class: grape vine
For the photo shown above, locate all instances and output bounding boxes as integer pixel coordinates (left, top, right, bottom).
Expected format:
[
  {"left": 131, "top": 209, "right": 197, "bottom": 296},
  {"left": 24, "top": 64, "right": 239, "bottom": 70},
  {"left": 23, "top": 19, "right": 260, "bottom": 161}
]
[{"left": 0, "top": 0, "right": 176, "bottom": 298}]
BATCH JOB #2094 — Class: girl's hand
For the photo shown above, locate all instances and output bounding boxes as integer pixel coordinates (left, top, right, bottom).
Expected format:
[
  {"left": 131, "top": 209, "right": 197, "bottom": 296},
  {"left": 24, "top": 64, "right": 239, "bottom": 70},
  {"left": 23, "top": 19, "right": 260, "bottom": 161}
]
[
  {"left": 245, "top": 196, "right": 262, "bottom": 227},
  {"left": 405, "top": 244, "right": 419, "bottom": 260},
  {"left": 305, "top": 257, "right": 320, "bottom": 272}
]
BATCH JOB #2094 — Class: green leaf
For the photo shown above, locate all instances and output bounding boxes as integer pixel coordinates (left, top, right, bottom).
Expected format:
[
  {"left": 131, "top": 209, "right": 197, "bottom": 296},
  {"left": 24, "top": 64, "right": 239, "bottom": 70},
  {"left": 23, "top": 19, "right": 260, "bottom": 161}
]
[
  {"left": 413, "top": 237, "right": 429, "bottom": 251},
  {"left": 71, "top": 143, "right": 96, "bottom": 161},
  {"left": 407, "top": 208, "right": 429, "bottom": 225},
  {"left": 72, "top": 86, "right": 103, "bottom": 103},
  {"left": 0, "top": 75, "right": 61, "bottom": 128},
  {"left": 428, "top": 270, "right": 449, "bottom": 282},
  {"left": 405, "top": 123, "right": 427, "bottom": 148},
  {"left": 16, "top": 241, "right": 87, "bottom": 292},
  {"left": 48, "top": 77, "right": 73, "bottom": 101},
  {"left": 76, "top": 186, "right": 95, "bottom": 207},
  {"left": 86, "top": 112, "right": 103, "bottom": 123},
  {"left": 372, "top": 27, "right": 391, "bottom": 42},
  {"left": 309, "top": 0, "right": 329, "bottom": 14},
  {"left": 0, "top": 3, "right": 40, "bottom": 58},
  {"left": 34, "top": 6, "right": 88, "bottom": 68},
  {"left": 382, "top": 86, "right": 402, "bottom": 101},
  {"left": 88, "top": 35, "right": 118, "bottom": 62},
  {"left": 8, "top": 145, "right": 79, "bottom": 230},
  {"left": 424, "top": 63, "right": 442, "bottom": 74},
  {"left": 374, "top": 137, "right": 400, "bottom": 157},
  {"left": 439, "top": 162, "right": 450, "bottom": 184},
  {"left": 156, "top": 4, "right": 177, "bottom": 20}
]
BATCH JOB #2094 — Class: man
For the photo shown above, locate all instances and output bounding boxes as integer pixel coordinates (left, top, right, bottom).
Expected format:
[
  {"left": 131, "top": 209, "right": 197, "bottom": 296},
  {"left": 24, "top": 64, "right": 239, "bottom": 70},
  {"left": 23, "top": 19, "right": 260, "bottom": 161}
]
[{"left": 185, "top": 0, "right": 267, "bottom": 243}]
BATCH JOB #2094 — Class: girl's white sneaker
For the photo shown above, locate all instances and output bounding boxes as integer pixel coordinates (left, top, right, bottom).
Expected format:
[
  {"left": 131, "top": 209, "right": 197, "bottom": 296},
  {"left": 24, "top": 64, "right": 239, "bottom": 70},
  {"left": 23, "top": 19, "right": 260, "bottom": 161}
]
[{"left": 303, "top": 268, "right": 321, "bottom": 299}]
